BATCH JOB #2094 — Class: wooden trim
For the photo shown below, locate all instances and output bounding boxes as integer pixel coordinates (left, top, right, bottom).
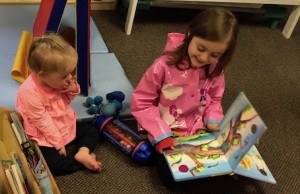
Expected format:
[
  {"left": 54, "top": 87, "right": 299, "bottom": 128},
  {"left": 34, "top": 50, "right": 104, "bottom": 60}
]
[
  {"left": 91, "top": 0, "right": 117, "bottom": 10},
  {"left": 151, "top": 0, "right": 300, "bottom": 6},
  {"left": 0, "top": 0, "right": 117, "bottom": 10}
]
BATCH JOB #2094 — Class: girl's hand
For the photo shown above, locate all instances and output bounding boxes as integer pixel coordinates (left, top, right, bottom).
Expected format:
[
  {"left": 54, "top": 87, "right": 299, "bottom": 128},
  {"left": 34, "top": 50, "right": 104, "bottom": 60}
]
[
  {"left": 155, "top": 137, "right": 175, "bottom": 154},
  {"left": 58, "top": 146, "right": 67, "bottom": 156},
  {"left": 207, "top": 123, "right": 219, "bottom": 132},
  {"left": 157, "top": 146, "right": 175, "bottom": 154}
]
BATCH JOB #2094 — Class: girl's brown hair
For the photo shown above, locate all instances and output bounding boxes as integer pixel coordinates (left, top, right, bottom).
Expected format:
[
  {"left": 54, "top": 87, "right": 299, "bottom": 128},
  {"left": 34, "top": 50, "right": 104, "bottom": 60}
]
[
  {"left": 164, "top": 8, "right": 239, "bottom": 79},
  {"left": 27, "top": 33, "right": 77, "bottom": 74}
]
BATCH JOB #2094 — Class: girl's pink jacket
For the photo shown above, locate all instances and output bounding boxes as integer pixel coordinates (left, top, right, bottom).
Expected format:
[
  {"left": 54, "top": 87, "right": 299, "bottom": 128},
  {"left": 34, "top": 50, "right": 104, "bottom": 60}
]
[
  {"left": 16, "top": 74, "right": 80, "bottom": 150},
  {"left": 131, "top": 33, "right": 225, "bottom": 146}
]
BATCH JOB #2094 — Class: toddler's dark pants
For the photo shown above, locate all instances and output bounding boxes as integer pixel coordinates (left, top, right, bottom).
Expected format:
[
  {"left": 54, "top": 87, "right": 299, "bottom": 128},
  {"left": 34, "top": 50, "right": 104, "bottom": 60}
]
[{"left": 39, "top": 121, "right": 99, "bottom": 176}]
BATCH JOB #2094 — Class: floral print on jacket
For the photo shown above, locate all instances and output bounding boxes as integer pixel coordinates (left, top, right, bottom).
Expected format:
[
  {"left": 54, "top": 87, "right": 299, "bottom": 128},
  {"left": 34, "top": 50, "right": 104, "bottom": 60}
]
[{"left": 131, "top": 33, "right": 225, "bottom": 146}]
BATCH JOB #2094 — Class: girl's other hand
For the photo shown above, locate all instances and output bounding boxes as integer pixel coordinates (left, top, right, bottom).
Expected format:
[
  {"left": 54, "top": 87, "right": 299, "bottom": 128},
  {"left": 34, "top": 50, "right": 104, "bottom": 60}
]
[{"left": 207, "top": 123, "right": 219, "bottom": 132}]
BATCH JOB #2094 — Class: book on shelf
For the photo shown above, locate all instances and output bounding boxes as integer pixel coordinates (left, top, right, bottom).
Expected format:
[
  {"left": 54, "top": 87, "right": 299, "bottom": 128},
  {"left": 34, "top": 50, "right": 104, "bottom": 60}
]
[
  {"left": 9, "top": 111, "right": 54, "bottom": 193},
  {"left": 4, "top": 168, "right": 19, "bottom": 194},
  {"left": 8, "top": 112, "right": 40, "bottom": 170},
  {"left": 21, "top": 141, "right": 54, "bottom": 194},
  {"left": 163, "top": 92, "right": 276, "bottom": 184},
  {"left": 21, "top": 140, "right": 40, "bottom": 170},
  {"left": 2, "top": 160, "right": 27, "bottom": 194},
  {"left": 10, "top": 152, "right": 29, "bottom": 194},
  {"left": 10, "top": 112, "right": 28, "bottom": 144},
  {"left": 1, "top": 107, "right": 59, "bottom": 193},
  {"left": 11, "top": 164, "right": 26, "bottom": 194},
  {"left": 11, "top": 123, "right": 22, "bottom": 144}
]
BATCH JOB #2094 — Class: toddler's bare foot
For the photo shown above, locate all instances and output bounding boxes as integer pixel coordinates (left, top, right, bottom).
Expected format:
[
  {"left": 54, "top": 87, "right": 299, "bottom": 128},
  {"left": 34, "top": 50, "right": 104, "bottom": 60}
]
[
  {"left": 75, "top": 148, "right": 102, "bottom": 172},
  {"left": 90, "top": 153, "right": 97, "bottom": 160},
  {"left": 90, "top": 153, "right": 103, "bottom": 170}
]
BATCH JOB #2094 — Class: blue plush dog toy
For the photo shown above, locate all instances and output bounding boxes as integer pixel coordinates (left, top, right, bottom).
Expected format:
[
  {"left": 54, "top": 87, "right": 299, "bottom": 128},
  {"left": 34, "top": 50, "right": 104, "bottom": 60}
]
[{"left": 85, "top": 91, "right": 125, "bottom": 117}]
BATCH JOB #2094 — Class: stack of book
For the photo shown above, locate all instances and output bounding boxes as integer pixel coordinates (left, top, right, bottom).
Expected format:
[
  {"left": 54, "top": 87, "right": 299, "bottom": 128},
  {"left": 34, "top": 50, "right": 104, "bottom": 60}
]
[{"left": 1, "top": 111, "right": 54, "bottom": 194}]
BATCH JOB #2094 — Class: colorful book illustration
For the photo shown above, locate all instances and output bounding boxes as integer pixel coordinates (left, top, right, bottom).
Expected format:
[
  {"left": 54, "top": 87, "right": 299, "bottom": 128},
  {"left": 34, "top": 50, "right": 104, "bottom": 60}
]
[{"left": 163, "top": 92, "right": 276, "bottom": 184}]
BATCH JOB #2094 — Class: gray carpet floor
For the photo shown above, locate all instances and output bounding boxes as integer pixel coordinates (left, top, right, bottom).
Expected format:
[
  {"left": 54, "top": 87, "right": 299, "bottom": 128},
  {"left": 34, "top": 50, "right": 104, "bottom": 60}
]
[{"left": 54, "top": 6, "right": 300, "bottom": 194}]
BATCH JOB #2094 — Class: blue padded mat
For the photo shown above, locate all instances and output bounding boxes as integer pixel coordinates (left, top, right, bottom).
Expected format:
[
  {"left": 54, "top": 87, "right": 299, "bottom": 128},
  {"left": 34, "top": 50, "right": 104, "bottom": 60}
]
[{"left": 0, "top": 5, "right": 134, "bottom": 119}]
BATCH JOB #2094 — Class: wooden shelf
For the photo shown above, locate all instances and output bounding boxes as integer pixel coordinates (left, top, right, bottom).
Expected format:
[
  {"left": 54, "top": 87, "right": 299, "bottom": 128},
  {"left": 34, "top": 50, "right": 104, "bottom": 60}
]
[{"left": 0, "top": 107, "right": 60, "bottom": 194}]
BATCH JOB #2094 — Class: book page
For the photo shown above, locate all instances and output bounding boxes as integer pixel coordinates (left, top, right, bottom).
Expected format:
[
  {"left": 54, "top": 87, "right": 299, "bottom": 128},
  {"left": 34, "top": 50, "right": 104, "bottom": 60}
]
[
  {"left": 235, "top": 145, "right": 276, "bottom": 184},
  {"left": 163, "top": 92, "right": 269, "bottom": 182},
  {"left": 217, "top": 92, "right": 267, "bottom": 170},
  {"left": 164, "top": 140, "right": 232, "bottom": 182}
]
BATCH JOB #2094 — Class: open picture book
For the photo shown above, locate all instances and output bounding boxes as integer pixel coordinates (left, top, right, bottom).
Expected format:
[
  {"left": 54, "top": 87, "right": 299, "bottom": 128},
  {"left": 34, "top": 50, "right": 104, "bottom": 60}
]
[{"left": 163, "top": 92, "right": 276, "bottom": 184}]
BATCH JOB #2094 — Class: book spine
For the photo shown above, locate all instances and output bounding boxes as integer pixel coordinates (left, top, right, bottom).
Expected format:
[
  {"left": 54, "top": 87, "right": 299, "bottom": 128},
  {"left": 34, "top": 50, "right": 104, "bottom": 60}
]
[
  {"left": 4, "top": 169, "right": 19, "bottom": 194},
  {"left": 10, "top": 152, "right": 27, "bottom": 182},
  {"left": 11, "top": 164, "right": 26, "bottom": 194},
  {"left": 10, "top": 112, "right": 27, "bottom": 143},
  {"left": 10, "top": 153, "right": 29, "bottom": 194},
  {"left": 11, "top": 123, "right": 22, "bottom": 144},
  {"left": 21, "top": 141, "right": 40, "bottom": 169}
]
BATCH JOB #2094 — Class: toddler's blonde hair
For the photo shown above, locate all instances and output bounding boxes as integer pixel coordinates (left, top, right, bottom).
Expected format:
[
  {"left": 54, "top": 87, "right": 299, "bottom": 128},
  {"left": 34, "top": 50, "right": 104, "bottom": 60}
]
[{"left": 28, "top": 33, "right": 78, "bottom": 74}]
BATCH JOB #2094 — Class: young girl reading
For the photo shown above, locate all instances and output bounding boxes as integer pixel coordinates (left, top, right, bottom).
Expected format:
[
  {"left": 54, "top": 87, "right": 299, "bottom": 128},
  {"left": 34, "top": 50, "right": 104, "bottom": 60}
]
[
  {"left": 16, "top": 34, "right": 102, "bottom": 175},
  {"left": 131, "top": 7, "right": 239, "bottom": 186}
]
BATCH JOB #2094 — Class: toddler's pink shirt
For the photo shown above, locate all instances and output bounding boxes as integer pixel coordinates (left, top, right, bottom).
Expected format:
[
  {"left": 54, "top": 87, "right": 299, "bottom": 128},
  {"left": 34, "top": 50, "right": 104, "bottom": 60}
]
[{"left": 16, "top": 74, "right": 80, "bottom": 150}]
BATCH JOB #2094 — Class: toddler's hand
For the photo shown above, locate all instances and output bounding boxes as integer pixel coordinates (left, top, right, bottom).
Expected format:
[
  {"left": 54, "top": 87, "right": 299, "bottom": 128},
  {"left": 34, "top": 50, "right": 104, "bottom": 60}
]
[
  {"left": 62, "top": 78, "right": 77, "bottom": 93},
  {"left": 58, "top": 146, "right": 66, "bottom": 156}
]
